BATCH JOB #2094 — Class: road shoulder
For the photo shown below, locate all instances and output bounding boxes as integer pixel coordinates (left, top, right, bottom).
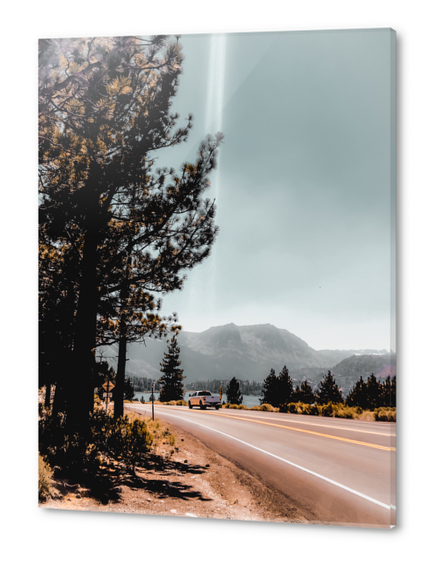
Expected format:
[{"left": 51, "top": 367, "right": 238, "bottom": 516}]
[{"left": 41, "top": 408, "right": 309, "bottom": 524}]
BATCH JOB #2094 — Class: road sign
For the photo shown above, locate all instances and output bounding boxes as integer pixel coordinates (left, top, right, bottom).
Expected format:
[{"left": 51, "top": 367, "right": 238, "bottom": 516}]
[
  {"left": 103, "top": 392, "right": 113, "bottom": 398},
  {"left": 102, "top": 381, "right": 115, "bottom": 392}
]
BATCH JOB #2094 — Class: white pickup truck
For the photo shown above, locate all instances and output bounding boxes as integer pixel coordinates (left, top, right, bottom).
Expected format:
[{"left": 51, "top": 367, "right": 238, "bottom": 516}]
[{"left": 188, "top": 390, "right": 221, "bottom": 410}]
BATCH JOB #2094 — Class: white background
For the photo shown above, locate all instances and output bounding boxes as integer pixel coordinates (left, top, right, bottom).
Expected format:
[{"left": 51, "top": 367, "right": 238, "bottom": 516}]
[{"left": 2, "top": 0, "right": 430, "bottom": 560}]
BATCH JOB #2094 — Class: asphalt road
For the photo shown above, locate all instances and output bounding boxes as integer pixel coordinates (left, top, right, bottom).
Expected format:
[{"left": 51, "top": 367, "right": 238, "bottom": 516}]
[{"left": 127, "top": 404, "right": 396, "bottom": 528}]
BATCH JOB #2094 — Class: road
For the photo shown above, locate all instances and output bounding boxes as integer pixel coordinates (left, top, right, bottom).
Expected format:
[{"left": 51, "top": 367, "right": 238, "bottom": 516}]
[{"left": 127, "top": 404, "right": 396, "bottom": 528}]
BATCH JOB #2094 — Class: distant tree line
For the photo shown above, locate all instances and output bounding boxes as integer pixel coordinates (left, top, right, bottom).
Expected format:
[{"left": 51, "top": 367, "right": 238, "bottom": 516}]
[
  {"left": 130, "top": 376, "right": 161, "bottom": 392},
  {"left": 186, "top": 379, "right": 263, "bottom": 396},
  {"left": 261, "top": 366, "right": 396, "bottom": 411}
]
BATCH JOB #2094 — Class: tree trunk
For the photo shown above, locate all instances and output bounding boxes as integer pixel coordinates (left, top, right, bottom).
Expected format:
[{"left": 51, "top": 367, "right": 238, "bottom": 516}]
[
  {"left": 114, "top": 249, "right": 132, "bottom": 419},
  {"left": 114, "top": 329, "right": 127, "bottom": 419},
  {"left": 114, "top": 275, "right": 130, "bottom": 419},
  {"left": 66, "top": 230, "right": 98, "bottom": 435},
  {"left": 44, "top": 382, "right": 51, "bottom": 408}
]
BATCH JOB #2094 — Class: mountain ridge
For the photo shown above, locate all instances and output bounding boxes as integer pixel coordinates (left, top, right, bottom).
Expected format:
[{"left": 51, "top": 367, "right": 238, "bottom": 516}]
[{"left": 102, "top": 323, "right": 391, "bottom": 389}]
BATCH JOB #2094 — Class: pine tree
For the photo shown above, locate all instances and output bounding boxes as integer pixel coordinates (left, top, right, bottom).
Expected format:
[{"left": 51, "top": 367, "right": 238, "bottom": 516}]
[
  {"left": 226, "top": 377, "right": 243, "bottom": 405},
  {"left": 316, "top": 371, "right": 343, "bottom": 405},
  {"left": 389, "top": 375, "right": 396, "bottom": 408},
  {"left": 277, "top": 366, "right": 293, "bottom": 406},
  {"left": 365, "top": 373, "right": 382, "bottom": 410},
  {"left": 292, "top": 380, "right": 315, "bottom": 404},
  {"left": 123, "top": 378, "right": 135, "bottom": 401},
  {"left": 39, "top": 36, "right": 222, "bottom": 431},
  {"left": 346, "top": 375, "right": 368, "bottom": 409},
  {"left": 158, "top": 337, "right": 185, "bottom": 402},
  {"left": 260, "top": 368, "right": 279, "bottom": 407}
]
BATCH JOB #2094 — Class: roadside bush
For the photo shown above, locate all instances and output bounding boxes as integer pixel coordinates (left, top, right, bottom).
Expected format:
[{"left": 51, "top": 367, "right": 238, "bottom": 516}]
[
  {"left": 277, "top": 401, "right": 364, "bottom": 419},
  {"left": 333, "top": 405, "right": 363, "bottom": 419},
  {"left": 374, "top": 407, "right": 396, "bottom": 422},
  {"left": 259, "top": 403, "right": 275, "bottom": 412},
  {"left": 160, "top": 399, "right": 187, "bottom": 406},
  {"left": 106, "top": 416, "right": 153, "bottom": 471},
  {"left": 162, "top": 429, "right": 176, "bottom": 446},
  {"left": 223, "top": 403, "right": 247, "bottom": 409},
  {"left": 38, "top": 453, "right": 53, "bottom": 502},
  {"left": 39, "top": 409, "right": 153, "bottom": 477},
  {"left": 298, "top": 403, "right": 312, "bottom": 415},
  {"left": 302, "top": 404, "right": 320, "bottom": 415},
  {"left": 302, "top": 404, "right": 318, "bottom": 416},
  {"left": 320, "top": 402, "right": 335, "bottom": 417}
]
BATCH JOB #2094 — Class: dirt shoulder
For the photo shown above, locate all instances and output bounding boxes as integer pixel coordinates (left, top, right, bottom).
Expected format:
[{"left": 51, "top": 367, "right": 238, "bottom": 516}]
[{"left": 41, "top": 408, "right": 309, "bottom": 524}]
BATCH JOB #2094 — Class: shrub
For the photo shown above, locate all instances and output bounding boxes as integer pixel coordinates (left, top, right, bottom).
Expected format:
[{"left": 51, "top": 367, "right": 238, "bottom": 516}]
[
  {"left": 38, "top": 453, "right": 53, "bottom": 502},
  {"left": 303, "top": 404, "right": 320, "bottom": 416},
  {"left": 105, "top": 416, "right": 153, "bottom": 472},
  {"left": 333, "top": 405, "right": 363, "bottom": 419},
  {"left": 163, "top": 430, "right": 176, "bottom": 446},
  {"left": 374, "top": 407, "right": 396, "bottom": 422},
  {"left": 39, "top": 409, "right": 153, "bottom": 476},
  {"left": 259, "top": 403, "right": 275, "bottom": 412},
  {"left": 320, "top": 403, "right": 333, "bottom": 417},
  {"left": 160, "top": 399, "right": 187, "bottom": 406},
  {"left": 223, "top": 403, "right": 247, "bottom": 409},
  {"left": 299, "top": 403, "right": 312, "bottom": 415}
]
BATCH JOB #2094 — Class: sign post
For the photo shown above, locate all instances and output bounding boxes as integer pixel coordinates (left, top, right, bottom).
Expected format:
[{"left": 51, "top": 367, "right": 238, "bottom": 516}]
[
  {"left": 151, "top": 383, "right": 155, "bottom": 421},
  {"left": 102, "top": 380, "right": 115, "bottom": 411}
]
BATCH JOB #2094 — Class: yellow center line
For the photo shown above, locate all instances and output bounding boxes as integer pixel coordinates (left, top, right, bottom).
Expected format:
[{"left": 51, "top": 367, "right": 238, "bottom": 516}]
[
  {"left": 213, "top": 411, "right": 394, "bottom": 437},
  {"left": 189, "top": 409, "right": 395, "bottom": 452}
]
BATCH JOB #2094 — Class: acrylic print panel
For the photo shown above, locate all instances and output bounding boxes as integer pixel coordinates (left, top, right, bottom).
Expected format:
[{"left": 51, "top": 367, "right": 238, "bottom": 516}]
[{"left": 38, "top": 29, "right": 396, "bottom": 528}]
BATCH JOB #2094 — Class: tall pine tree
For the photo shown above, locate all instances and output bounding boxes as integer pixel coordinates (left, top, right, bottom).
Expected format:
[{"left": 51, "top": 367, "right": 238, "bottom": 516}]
[
  {"left": 381, "top": 375, "right": 396, "bottom": 408},
  {"left": 260, "top": 368, "right": 279, "bottom": 407},
  {"left": 365, "top": 373, "right": 382, "bottom": 410},
  {"left": 346, "top": 375, "right": 368, "bottom": 409},
  {"left": 226, "top": 377, "right": 243, "bottom": 405},
  {"left": 278, "top": 366, "right": 293, "bottom": 406},
  {"left": 292, "top": 380, "right": 315, "bottom": 404},
  {"left": 316, "top": 371, "right": 343, "bottom": 405},
  {"left": 158, "top": 337, "right": 185, "bottom": 402},
  {"left": 39, "top": 36, "right": 222, "bottom": 431}
]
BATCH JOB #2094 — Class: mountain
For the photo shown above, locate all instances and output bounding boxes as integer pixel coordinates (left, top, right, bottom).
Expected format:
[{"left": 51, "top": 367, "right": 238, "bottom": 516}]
[
  {"left": 330, "top": 353, "right": 396, "bottom": 395},
  {"left": 101, "top": 323, "right": 390, "bottom": 389},
  {"left": 315, "top": 348, "right": 388, "bottom": 366}
]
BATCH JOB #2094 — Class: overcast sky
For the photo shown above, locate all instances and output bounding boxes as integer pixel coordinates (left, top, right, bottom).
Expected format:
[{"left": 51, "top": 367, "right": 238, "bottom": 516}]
[{"left": 155, "top": 29, "right": 395, "bottom": 351}]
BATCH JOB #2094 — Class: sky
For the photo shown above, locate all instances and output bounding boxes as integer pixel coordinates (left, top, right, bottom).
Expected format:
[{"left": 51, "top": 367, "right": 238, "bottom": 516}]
[{"left": 154, "top": 29, "right": 396, "bottom": 351}]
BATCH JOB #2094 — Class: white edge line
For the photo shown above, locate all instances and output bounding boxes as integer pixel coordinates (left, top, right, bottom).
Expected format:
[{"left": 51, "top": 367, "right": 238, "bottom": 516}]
[{"left": 140, "top": 408, "right": 395, "bottom": 512}]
